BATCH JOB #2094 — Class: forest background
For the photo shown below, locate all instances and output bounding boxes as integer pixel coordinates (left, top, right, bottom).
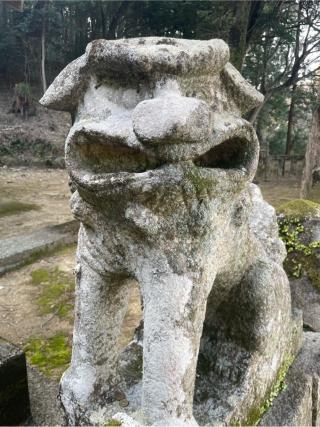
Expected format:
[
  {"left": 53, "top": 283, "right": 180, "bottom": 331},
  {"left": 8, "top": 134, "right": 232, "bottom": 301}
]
[{"left": 0, "top": 0, "right": 320, "bottom": 163}]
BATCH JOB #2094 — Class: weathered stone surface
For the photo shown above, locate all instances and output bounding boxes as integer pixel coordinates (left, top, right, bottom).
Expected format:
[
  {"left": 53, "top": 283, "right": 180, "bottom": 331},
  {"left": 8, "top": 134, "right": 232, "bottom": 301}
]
[
  {"left": 0, "top": 338, "right": 30, "bottom": 425},
  {"left": 40, "top": 37, "right": 300, "bottom": 426},
  {"left": 291, "top": 275, "right": 320, "bottom": 332},
  {"left": 0, "top": 220, "right": 78, "bottom": 275},
  {"left": 261, "top": 332, "right": 320, "bottom": 426}
]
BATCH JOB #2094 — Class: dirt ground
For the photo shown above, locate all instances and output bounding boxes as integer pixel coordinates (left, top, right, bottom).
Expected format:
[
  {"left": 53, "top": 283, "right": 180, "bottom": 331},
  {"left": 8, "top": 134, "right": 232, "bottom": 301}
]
[
  {"left": 1, "top": 168, "right": 318, "bottom": 380},
  {"left": 0, "top": 167, "right": 72, "bottom": 238},
  {"left": 0, "top": 243, "right": 141, "bottom": 379},
  {"left": 259, "top": 178, "right": 301, "bottom": 208},
  {"left": 0, "top": 247, "right": 75, "bottom": 347}
]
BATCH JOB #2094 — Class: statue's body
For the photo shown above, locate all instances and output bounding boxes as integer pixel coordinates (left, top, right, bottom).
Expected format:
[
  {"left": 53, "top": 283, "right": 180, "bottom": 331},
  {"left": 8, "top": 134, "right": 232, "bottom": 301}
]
[{"left": 41, "top": 38, "right": 301, "bottom": 426}]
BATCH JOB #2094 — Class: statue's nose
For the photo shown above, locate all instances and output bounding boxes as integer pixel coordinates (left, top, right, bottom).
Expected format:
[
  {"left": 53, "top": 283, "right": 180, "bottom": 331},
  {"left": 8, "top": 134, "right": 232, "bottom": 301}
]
[{"left": 132, "top": 95, "right": 211, "bottom": 146}]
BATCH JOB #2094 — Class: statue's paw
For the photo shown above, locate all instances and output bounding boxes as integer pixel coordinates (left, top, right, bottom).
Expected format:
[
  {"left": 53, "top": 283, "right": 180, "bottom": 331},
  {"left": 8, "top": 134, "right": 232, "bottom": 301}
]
[
  {"left": 110, "top": 412, "right": 142, "bottom": 427},
  {"left": 152, "top": 416, "right": 198, "bottom": 426},
  {"left": 60, "top": 366, "right": 110, "bottom": 425}
]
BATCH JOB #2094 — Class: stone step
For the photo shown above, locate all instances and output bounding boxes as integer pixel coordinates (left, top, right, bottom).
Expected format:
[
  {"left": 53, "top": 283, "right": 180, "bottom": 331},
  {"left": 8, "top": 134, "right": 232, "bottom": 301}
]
[{"left": 0, "top": 220, "right": 78, "bottom": 276}]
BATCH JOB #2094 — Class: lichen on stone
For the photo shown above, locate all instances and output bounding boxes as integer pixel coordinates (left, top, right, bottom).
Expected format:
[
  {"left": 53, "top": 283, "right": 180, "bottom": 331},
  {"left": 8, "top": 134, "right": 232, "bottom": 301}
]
[{"left": 242, "top": 354, "right": 295, "bottom": 426}]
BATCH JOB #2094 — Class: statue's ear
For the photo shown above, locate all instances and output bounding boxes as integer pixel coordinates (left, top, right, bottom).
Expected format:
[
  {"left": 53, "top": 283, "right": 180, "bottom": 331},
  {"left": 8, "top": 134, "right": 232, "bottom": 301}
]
[
  {"left": 39, "top": 54, "right": 88, "bottom": 112},
  {"left": 221, "top": 63, "right": 264, "bottom": 116}
]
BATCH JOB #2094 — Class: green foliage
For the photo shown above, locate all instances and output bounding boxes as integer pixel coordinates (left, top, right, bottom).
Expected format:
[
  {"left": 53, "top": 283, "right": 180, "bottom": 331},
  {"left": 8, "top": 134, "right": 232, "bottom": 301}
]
[
  {"left": 277, "top": 204, "right": 320, "bottom": 291},
  {"left": 2, "top": 138, "right": 57, "bottom": 158},
  {"left": 24, "top": 332, "right": 71, "bottom": 379},
  {"left": 31, "top": 267, "right": 75, "bottom": 318},
  {"left": 14, "top": 82, "right": 32, "bottom": 98},
  {"left": 1, "top": 0, "right": 319, "bottom": 162}
]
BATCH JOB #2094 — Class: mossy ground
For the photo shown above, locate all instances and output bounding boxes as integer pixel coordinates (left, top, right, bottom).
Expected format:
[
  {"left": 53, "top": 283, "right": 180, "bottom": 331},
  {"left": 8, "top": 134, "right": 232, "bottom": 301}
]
[
  {"left": 30, "top": 266, "right": 75, "bottom": 318},
  {"left": 24, "top": 332, "right": 71, "bottom": 380},
  {"left": 0, "top": 200, "right": 39, "bottom": 217},
  {"left": 277, "top": 199, "right": 320, "bottom": 219}
]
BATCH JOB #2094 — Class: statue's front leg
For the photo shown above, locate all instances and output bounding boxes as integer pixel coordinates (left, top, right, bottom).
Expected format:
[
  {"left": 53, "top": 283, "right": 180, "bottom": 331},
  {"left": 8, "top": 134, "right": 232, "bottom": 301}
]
[
  {"left": 60, "top": 228, "right": 132, "bottom": 425},
  {"left": 139, "top": 268, "right": 214, "bottom": 426}
]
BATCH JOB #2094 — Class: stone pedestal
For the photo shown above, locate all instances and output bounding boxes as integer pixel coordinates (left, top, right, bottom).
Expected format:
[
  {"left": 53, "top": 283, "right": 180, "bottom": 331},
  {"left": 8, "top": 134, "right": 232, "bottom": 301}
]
[
  {"left": 261, "top": 332, "right": 320, "bottom": 426},
  {"left": 0, "top": 338, "right": 30, "bottom": 425}
]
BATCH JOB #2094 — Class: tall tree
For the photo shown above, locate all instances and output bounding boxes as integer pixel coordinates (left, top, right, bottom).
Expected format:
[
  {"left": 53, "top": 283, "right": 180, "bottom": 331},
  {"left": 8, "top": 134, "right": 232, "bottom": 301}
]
[
  {"left": 246, "top": 0, "right": 320, "bottom": 125},
  {"left": 40, "top": 0, "right": 49, "bottom": 93},
  {"left": 300, "top": 82, "right": 320, "bottom": 197}
]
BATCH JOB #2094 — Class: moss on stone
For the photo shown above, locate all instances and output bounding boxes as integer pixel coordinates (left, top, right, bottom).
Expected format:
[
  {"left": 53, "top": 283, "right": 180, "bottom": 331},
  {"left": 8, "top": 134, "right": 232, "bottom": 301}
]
[
  {"left": 304, "top": 255, "right": 320, "bottom": 292},
  {"left": 105, "top": 419, "right": 122, "bottom": 426},
  {"left": 24, "top": 332, "right": 71, "bottom": 380},
  {"left": 278, "top": 213, "right": 320, "bottom": 293},
  {"left": 285, "top": 251, "right": 320, "bottom": 293},
  {"left": 0, "top": 200, "right": 39, "bottom": 217},
  {"left": 185, "top": 169, "right": 211, "bottom": 200},
  {"left": 277, "top": 199, "right": 320, "bottom": 219},
  {"left": 239, "top": 354, "right": 294, "bottom": 426},
  {"left": 30, "top": 267, "right": 75, "bottom": 318}
]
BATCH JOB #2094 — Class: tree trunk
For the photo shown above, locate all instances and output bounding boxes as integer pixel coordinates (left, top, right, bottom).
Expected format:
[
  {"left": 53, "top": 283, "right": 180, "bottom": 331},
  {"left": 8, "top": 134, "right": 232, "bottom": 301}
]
[
  {"left": 107, "top": 2, "right": 128, "bottom": 40},
  {"left": 300, "top": 100, "right": 320, "bottom": 198},
  {"left": 256, "top": 112, "right": 269, "bottom": 181},
  {"left": 1, "top": 1, "right": 7, "bottom": 30},
  {"left": 40, "top": 1, "right": 48, "bottom": 94},
  {"left": 99, "top": 1, "right": 106, "bottom": 38},
  {"left": 282, "top": 84, "right": 297, "bottom": 176},
  {"left": 228, "top": 1, "right": 251, "bottom": 71}
]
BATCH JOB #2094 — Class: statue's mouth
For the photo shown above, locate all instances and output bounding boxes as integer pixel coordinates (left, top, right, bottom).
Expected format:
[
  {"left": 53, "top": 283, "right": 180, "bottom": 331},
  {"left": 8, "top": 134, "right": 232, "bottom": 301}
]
[{"left": 66, "top": 118, "right": 259, "bottom": 195}]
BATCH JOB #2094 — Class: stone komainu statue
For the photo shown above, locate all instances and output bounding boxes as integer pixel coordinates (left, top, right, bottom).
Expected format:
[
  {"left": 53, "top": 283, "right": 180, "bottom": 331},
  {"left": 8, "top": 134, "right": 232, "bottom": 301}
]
[{"left": 40, "top": 38, "right": 301, "bottom": 426}]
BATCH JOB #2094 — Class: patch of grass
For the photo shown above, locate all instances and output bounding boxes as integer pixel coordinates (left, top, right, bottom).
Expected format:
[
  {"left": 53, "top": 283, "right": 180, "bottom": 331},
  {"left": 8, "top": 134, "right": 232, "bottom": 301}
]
[
  {"left": 0, "top": 200, "right": 39, "bottom": 217},
  {"left": 31, "top": 267, "right": 75, "bottom": 318},
  {"left": 24, "top": 332, "right": 71, "bottom": 380},
  {"left": 31, "top": 268, "right": 51, "bottom": 284}
]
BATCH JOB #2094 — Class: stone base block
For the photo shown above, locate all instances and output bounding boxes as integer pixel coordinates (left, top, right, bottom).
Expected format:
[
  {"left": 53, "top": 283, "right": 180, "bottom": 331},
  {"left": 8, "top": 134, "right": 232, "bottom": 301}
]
[
  {"left": 0, "top": 338, "right": 31, "bottom": 425},
  {"left": 261, "top": 332, "right": 320, "bottom": 426}
]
